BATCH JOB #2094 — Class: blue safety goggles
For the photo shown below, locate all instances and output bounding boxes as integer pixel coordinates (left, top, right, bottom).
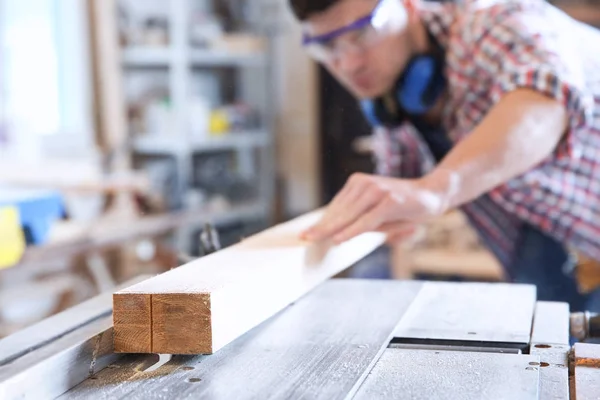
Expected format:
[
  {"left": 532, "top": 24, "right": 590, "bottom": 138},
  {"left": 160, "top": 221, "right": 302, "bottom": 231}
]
[{"left": 301, "top": 0, "right": 407, "bottom": 63}]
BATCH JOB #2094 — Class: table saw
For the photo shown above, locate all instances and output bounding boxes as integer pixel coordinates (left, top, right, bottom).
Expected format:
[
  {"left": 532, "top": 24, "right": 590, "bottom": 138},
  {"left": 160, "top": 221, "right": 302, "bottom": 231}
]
[{"left": 1, "top": 276, "right": 599, "bottom": 400}]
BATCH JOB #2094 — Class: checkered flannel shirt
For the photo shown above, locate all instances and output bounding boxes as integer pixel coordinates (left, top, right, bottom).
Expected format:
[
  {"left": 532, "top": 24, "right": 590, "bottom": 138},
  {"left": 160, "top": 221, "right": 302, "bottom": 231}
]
[{"left": 371, "top": 0, "right": 600, "bottom": 276}]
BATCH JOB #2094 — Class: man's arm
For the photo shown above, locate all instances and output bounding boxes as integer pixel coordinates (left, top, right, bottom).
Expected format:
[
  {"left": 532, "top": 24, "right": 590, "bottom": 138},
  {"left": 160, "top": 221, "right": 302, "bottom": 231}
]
[
  {"left": 301, "top": 88, "right": 569, "bottom": 244},
  {"left": 423, "top": 88, "right": 568, "bottom": 210}
]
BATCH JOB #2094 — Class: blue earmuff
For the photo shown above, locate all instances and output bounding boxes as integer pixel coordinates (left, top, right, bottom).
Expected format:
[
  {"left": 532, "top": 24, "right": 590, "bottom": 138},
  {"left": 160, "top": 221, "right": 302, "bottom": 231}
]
[{"left": 359, "top": 54, "right": 445, "bottom": 127}]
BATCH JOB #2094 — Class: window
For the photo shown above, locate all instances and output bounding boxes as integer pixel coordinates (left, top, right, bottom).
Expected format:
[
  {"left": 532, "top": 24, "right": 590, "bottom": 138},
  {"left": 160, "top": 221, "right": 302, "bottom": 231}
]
[{"left": 0, "top": 0, "right": 94, "bottom": 161}]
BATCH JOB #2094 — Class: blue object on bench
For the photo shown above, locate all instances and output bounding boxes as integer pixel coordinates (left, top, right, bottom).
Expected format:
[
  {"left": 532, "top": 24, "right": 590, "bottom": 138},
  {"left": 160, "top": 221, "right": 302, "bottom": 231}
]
[{"left": 0, "top": 187, "right": 65, "bottom": 246}]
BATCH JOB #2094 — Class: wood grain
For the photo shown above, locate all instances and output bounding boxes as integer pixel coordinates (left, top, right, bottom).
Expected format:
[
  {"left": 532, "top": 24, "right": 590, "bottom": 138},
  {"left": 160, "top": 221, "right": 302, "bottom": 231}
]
[
  {"left": 61, "top": 279, "right": 423, "bottom": 400},
  {"left": 113, "top": 210, "right": 386, "bottom": 354},
  {"left": 152, "top": 294, "right": 211, "bottom": 354},
  {"left": 113, "top": 293, "right": 152, "bottom": 353}
]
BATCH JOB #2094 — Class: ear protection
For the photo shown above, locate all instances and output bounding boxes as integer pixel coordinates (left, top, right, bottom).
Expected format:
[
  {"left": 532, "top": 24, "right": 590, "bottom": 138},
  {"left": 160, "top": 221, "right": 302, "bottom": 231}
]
[{"left": 359, "top": 53, "right": 446, "bottom": 127}]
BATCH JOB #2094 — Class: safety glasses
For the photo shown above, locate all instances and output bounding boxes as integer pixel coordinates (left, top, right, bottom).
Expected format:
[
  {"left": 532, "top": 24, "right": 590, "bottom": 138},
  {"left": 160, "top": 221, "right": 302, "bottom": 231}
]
[{"left": 301, "top": 0, "right": 407, "bottom": 63}]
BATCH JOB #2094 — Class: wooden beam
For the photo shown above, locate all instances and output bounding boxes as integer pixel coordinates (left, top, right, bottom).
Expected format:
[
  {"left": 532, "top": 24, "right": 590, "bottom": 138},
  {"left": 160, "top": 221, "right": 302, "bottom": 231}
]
[
  {"left": 113, "top": 210, "right": 386, "bottom": 354},
  {"left": 87, "top": 0, "right": 128, "bottom": 169}
]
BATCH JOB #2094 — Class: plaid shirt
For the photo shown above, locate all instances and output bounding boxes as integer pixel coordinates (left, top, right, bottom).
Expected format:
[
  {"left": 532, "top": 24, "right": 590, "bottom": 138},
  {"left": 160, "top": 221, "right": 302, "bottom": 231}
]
[{"left": 372, "top": 0, "right": 600, "bottom": 276}]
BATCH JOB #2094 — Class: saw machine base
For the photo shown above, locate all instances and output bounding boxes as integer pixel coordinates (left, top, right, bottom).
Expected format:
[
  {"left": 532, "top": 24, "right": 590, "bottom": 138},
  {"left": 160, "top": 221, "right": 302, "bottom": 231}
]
[{"left": 1, "top": 278, "right": 599, "bottom": 399}]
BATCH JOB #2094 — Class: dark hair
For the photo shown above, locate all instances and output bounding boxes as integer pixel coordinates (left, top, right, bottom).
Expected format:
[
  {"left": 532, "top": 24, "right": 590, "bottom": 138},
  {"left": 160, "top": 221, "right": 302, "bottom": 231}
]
[{"left": 288, "top": 0, "right": 341, "bottom": 21}]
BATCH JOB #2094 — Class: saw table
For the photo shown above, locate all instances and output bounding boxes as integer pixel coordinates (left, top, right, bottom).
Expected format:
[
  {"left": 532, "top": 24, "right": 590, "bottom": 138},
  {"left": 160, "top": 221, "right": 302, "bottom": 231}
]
[{"left": 1, "top": 277, "right": 599, "bottom": 400}]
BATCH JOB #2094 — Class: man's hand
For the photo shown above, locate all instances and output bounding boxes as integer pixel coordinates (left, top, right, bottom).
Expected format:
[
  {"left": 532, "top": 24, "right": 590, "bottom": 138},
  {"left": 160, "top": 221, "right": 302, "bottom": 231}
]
[{"left": 300, "top": 172, "right": 457, "bottom": 244}]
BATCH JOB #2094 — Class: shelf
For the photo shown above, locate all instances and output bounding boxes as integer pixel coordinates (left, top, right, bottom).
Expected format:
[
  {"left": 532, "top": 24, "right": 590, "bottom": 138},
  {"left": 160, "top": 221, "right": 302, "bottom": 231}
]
[
  {"left": 189, "top": 49, "right": 266, "bottom": 67},
  {"left": 122, "top": 47, "right": 171, "bottom": 67},
  {"left": 121, "top": 47, "right": 266, "bottom": 67},
  {"left": 132, "top": 130, "right": 270, "bottom": 155},
  {"left": 181, "top": 201, "right": 267, "bottom": 229},
  {"left": 93, "top": 201, "right": 267, "bottom": 246},
  {"left": 15, "top": 201, "right": 267, "bottom": 269}
]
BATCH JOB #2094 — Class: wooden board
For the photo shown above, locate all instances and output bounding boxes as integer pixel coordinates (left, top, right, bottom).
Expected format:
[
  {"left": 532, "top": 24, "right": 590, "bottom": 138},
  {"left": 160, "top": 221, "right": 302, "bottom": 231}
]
[
  {"left": 62, "top": 279, "right": 423, "bottom": 400},
  {"left": 353, "top": 348, "right": 540, "bottom": 400},
  {"left": 113, "top": 210, "right": 386, "bottom": 354},
  {"left": 393, "top": 281, "right": 536, "bottom": 345}
]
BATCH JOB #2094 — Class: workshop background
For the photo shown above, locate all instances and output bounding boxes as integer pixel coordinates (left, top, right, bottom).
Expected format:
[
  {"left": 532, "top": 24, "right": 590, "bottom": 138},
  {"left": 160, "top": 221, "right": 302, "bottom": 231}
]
[{"left": 0, "top": 0, "right": 598, "bottom": 338}]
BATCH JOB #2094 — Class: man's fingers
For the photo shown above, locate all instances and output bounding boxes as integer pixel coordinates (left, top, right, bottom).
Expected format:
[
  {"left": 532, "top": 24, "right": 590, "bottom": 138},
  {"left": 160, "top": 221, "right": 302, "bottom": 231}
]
[
  {"left": 318, "top": 187, "right": 384, "bottom": 238},
  {"left": 303, "top": 176, "right": 385, "bottom": 241},
  {"left": 332, "top": 197, "right": 391, "bottom": 244},
  {"left": 326, "top": 173, "right": 368, "bottom": 210}
]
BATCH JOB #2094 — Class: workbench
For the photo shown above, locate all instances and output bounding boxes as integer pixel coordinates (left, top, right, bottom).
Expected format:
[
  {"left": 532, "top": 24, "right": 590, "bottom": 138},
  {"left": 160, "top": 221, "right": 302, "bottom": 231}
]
[{"left": 1, "top": 277, "right": 598, "bottom": 399}]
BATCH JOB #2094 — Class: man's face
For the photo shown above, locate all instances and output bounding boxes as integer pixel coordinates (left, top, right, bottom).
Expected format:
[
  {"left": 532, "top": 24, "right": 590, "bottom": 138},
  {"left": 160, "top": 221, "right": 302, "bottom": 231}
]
[{"left": 303, "top": 0, "right": 413, "bottom": 99}]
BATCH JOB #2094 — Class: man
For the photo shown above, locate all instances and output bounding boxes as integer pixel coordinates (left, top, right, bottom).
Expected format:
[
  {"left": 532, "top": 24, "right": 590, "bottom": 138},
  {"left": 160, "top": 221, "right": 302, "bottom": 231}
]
[{"left": 289, "top": 0, "right": 600, "bottom": 311}]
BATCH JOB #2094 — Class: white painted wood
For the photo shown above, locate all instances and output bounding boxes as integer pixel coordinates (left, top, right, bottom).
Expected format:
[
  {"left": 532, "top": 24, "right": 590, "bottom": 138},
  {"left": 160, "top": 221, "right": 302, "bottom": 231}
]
[{"left": 114, "top": 210, "right": 386, "bottom": 354}]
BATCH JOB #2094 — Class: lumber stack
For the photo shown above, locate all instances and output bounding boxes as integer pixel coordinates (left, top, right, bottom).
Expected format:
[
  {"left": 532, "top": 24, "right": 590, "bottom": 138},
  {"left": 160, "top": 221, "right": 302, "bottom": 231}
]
[{"left": 113, "top": 210, "right": 386, "bottom": 354}]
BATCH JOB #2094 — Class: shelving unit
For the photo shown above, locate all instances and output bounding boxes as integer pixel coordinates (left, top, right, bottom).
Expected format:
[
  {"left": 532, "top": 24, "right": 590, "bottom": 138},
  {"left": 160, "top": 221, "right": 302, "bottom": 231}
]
[
  {"left": 122, "top": 47, "right": 267, "bottom": 67},
  {"left": 116, "top": 0, "right": 279, "bottom": 252},
  {"left": 132, "top": 130, "right": 269, "bottom": 153}
]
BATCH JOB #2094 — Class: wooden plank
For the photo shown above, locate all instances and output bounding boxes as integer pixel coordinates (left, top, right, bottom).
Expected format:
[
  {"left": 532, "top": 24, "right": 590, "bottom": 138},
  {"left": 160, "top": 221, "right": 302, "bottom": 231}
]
[
  {"left": 113, "top": 293, "right": 152, "bottom": 353},
  {"left": 88, "top": 0, "right": 128, "bottom": 166},
  {"left": 0, "top": 275, "right": 150, "bottom": 365},
  {"left": 353, "top": 348, "right": 540, "bottom": 400},
  {"left": 393, "top": 281, "right": 536, "bottom": 345},
  {"left": 0, "top": 316, "right": 117, "bottom": 400},
  {"left": 113, "top": 210, "right": 386, "bottom": 354},
  {"left": 61, "top": 279, "right": 423, "bottom": 400},
  {"left": 530, "top": 302, "right": 570, "bottom": 400},
  {"left": 574, "top": 343, "right": 600, "bottom": 400}
]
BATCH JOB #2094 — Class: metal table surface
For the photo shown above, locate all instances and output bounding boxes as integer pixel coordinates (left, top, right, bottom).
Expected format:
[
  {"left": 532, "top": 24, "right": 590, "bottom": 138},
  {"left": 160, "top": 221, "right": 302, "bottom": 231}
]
[{"left": 0, "top": 278, "right": 593, "bottom": 400}]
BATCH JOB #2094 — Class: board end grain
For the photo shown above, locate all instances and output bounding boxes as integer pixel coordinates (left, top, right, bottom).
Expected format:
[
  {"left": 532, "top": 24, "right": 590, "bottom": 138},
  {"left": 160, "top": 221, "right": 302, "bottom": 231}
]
[
  {"left": 113, "top": 293, "right": 152, "bottom": 353},
  {"left": 151, "top": 293, "right": 212, "bottom": 354}
]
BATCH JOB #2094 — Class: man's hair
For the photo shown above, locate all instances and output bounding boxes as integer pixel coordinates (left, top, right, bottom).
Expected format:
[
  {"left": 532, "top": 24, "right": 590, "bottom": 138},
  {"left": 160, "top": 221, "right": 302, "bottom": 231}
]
[{"left": 288, "top": 0, "right": 340, "bottom": 21}]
